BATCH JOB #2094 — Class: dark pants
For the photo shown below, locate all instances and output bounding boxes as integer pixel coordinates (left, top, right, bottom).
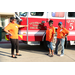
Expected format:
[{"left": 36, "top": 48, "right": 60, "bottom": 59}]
[
  {"left": 55, "top": 38, "right": 65, "bottom": 55},
  {"left": 10, "top": 39, "right": 19, "bottom": 55}
]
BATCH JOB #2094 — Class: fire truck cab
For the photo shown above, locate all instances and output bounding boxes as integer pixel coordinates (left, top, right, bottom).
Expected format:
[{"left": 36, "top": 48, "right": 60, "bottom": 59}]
[{"left": 6, "top": 12, "right": 75, "bottom": 49}]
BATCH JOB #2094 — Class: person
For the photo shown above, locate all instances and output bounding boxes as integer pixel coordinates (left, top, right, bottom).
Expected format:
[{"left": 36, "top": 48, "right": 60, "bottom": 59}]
[
  {"left": 4, "top": 17, "right": 28, "bottom": 58},
  {"left": 55, "top": 22, "right": 69, "bottom": 56},
  {"left": 46, "top": 20, "right": 55, "bottom": 57}
]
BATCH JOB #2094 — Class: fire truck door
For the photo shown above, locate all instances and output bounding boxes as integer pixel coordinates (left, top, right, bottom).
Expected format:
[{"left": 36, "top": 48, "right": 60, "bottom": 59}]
[
  {"left": 66, "top": 12, "right": 75, "bottom": 41},
  {"left": 28, "top": 12, "right": 47, "bottom": 41}
]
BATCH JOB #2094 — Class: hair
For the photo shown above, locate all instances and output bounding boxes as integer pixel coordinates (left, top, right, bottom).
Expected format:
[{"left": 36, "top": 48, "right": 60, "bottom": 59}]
[
  {"left": 10, "top": 17, "right": 16, "bottom": 22},
  {"left": 49, "top": 20, "right": 53, "bottom": 25}
]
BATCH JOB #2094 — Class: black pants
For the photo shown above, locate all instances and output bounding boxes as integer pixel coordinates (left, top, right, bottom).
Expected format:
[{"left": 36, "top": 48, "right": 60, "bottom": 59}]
[{"left": 10, "top": 39, "right": 19, "bottom": 55}]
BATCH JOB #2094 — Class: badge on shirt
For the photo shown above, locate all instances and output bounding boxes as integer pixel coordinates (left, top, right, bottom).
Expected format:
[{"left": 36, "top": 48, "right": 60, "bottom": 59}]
[
  {"left": 60, "top": 29, "right": 63, "bottom": 32},
  {"left": 15, "top": 26, "right": 18, "bottom": 28},
  {"left": 49, "top": 29, "right": 51, "bottom": 31}
]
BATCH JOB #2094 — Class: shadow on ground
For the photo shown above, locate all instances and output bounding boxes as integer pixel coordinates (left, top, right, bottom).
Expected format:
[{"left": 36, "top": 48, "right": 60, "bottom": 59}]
[
  {"left": 65, "top": 45, "right": 75, "bottom": 51},
  {"left": 0, "top": 43, "right": 49, "bottom": 58},
  {"left": 0, "top": 43, "right": 75, "bottom": 58},
  {"left": 19, "top": 45, "right": 49, "bottom": 55}
]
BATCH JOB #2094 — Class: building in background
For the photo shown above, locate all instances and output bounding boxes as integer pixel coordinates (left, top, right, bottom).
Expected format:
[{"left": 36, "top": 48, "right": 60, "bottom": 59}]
[{"left": 0, "top": 12, "right": 15, "bottom": 29}]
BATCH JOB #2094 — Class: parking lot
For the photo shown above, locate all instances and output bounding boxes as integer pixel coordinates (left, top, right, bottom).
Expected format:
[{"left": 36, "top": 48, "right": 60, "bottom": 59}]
[{"left": 0, "top": 42, "right": 75, "bottom": 62}]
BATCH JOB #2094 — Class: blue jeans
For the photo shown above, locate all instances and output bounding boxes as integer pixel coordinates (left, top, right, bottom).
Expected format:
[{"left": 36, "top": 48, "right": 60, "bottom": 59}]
[
  {"left": 55, "top": 38, "right": 65, "bottom": 55},
  {"left": 46, "top": 41, "right": 53, "bottom": 50}
]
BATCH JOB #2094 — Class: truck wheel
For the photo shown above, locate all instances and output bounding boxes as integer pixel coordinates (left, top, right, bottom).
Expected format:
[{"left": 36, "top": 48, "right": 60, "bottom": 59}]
[
  {"left": 64, "top": 37, "right": 68, "bottom": 49},
  {"left": 64, "top": 41, "right": 70, "bottom": 49},
  {"left": 40, "top": 41, "right": 44, "bottom": 46},
  {"left": 43, "top": 36, "right": 49, "bottom": 51}
]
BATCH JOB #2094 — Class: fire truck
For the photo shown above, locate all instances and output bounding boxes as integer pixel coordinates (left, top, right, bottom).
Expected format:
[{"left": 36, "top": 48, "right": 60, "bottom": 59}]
[{"left": 5, "top": 12, "right": 75, "bottom": 50}]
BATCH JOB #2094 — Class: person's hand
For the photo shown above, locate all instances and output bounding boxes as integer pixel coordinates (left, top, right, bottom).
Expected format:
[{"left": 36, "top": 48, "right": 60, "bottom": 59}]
[
  {"left": 51, "top": 39, "right": 54, "bottom": 42},
  {"left": 10, "top": 33, "right": 12, "bottom": 36},
  {"left": 23, "top": 25, "right": 28, "bottom": 27},
  {"left": 8, "top": 32, "right": 12, "bottom": 36},
  {"left": 25, "top": 25, "right": 28, "bottom": 27},
  {"left": 61, "top": 36, "right": 65, "bottom": 38}
]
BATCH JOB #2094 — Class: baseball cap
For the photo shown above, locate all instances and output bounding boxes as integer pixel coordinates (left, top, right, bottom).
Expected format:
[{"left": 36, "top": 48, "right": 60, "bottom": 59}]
[
  {"left": 10, "top": 17, "right": 16, "bottom": 20},
  {"left": 58, "top": 22, "right": 62, "bottom": 25}
]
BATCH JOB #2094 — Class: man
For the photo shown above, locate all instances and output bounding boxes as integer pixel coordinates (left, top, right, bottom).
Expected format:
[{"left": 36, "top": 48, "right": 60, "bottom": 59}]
[
  {"left": 55, "top": 22, "right": 69, "bottom": 56},
  {"left": 46, "top": 20, "right": 55, "bottom": 57}
]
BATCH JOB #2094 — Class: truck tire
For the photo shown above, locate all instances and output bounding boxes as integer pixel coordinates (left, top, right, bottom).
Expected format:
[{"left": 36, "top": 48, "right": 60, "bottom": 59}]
[
  {"left": 43, "top": 35, "right": 49, "bottom": 51},
  {"left": 64, "top": 37, "right": 70, "bottom": 49},
  {"left": 64, "top": 37, "right": 67, "bottom": 48},
  {"left": 40, "top": 41, "right": 44, "bottom": 46}
]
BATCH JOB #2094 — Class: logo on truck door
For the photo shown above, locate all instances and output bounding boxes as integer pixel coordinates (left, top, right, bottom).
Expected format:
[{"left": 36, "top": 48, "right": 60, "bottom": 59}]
[
  {"left": 67, "top": 20, "right": 74, "bottom": 30},
  {"left": 69, "top": 23, "right": 73, "bottom": 30},
  {"left": 29, "top": 22, "right": 41, "bottom": 29}
]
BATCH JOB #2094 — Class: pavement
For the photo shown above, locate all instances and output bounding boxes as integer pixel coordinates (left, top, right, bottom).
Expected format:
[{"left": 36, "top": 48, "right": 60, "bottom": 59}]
[{"left": 0, "top": 41, "right": 75, "bottom": 62}]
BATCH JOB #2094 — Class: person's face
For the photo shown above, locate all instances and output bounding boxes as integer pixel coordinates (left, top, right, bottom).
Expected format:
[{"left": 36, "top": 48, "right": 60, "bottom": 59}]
[
  {"left": 11, "top": 19, "right": 16, "bottom": 23},
  {"left": 49, "top": 22, "right": 53, "bottom": 27},
  {"left": 59, "top": 24, "right": 63, "bottom": 28}
]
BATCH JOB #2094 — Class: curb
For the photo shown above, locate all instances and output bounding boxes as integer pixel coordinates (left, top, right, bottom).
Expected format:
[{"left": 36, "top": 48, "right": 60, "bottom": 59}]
[{"left": 0, "top": 41, "right": 23, "bottom": 44}]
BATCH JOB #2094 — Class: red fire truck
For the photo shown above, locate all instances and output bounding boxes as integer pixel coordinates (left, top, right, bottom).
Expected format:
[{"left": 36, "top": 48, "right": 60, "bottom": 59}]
[{"left": 5, "top": 12, "right": 75, "bottom": 49}]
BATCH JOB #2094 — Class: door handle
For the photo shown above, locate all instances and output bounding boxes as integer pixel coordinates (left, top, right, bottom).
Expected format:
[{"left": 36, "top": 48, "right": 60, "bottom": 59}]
[{"left": 42, "top": 21, "right": 45, "bottom": 23}]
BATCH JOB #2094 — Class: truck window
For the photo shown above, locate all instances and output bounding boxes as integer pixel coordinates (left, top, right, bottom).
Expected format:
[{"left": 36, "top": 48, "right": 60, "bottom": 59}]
[
  {"left": 19, "top": 12, "right": 27, "bottom": 16},
  {"left": 68, "top": 12, "right": 75, "bottom": 17},
  {"left": 52, "top": 12, "right": 64, "bottom": 17},
  {"left": 30, "top": 12, "right": 44, "bottom": 16}
]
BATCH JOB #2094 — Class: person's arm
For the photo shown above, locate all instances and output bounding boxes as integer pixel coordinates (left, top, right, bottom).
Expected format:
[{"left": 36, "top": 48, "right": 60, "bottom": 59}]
[
  {"left": 52, "top": 34, "right": 55, "bottom": 42},
  {"left": 61, "top": 33, "right": 69, "bottom": 38},
  {"left": 62, "top": 28, "right": 69, "bottom": 38},
  {"left": 19, "top": 25, "right": 28, "bottom": 28},
  {"left": 65, "top": 33, "right": 69, "bottom": 37},
  {"left": 52, "top": 27, "right": 55, "bottom": 42},
  {"left": 4, "top": 29, "right": 12, "bottom": 36},
  {"left": 4, "top": 24, "right": 12, "bottom": 35}
]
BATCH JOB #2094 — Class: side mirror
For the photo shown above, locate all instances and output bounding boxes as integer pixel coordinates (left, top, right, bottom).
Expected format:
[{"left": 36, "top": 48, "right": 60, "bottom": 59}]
[{"left": 15, "top": 14, "right": 22, "bottom": 22}]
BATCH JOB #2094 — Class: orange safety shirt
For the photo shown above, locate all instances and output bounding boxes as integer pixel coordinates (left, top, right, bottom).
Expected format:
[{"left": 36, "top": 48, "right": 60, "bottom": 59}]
[
  {"left": 57, "top": 27, "right": 69, "bottom": 39},
  {"left": 5, "top": 23, "right": 20, "bottom": 39},
  {"left": 46, "top": 26, "right": 55, "bottom": 42}
]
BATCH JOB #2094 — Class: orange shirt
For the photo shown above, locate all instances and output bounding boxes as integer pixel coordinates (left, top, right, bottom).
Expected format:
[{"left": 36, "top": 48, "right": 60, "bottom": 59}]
[
  {"left": 57, "top": 27, "right": 69, "bottom": 39},
  {"left": 5, "top": 23, "right": 20, "bottom": 39},
  {"left": 46, "top": 26, "right": 55, "bottom": 42}
]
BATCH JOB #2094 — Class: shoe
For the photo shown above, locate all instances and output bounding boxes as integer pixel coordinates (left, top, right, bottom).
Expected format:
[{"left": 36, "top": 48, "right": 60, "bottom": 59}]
[
  {"left": 54, "top": 53, "right": 57, "bottom": 55},
  {"left": 46, "top": 54, "right": 51, "bottom": 56},
  {"left": 50, "top": 55, "right": 54, "bottom": 57},
  {"left": 11, "top": 56, "right": 17, "bottom": 58},
  {"left": 16, "top": 54, "right": 22, "bottom": 56},
  {"left": 60, "top": 54, "right": 64, "bottom": 57},
  {"left": 48, "top": 54, "right": 52, "bottom": 57}
]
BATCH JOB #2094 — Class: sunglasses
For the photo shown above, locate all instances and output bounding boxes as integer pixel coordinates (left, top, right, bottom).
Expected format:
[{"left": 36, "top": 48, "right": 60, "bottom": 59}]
[{"left": 51, "top": 22, "right": 53, "bottom": 24}]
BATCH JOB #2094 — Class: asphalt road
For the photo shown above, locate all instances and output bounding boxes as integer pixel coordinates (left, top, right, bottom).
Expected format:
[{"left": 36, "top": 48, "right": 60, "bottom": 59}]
[{"left": 0, "top": 43, "right": 75, "bottom": 62}]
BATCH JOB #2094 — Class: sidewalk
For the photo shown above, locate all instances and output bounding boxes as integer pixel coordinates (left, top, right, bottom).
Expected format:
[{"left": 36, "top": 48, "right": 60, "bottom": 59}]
[{"left": 0, "top": 43, "right": 75, "bottom": 62}]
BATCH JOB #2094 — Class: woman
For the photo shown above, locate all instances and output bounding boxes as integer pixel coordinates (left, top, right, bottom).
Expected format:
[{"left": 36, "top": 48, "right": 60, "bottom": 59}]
[
  {"left": 55, "top": 22, "right": 69, "bottom": 56},
  {"left": 4, "top": 17, "right": 28, "bottom": 58}
]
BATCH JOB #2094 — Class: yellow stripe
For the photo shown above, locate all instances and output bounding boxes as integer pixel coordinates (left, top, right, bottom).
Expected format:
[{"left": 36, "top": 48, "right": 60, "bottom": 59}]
[
  {"left": 19, "top": 35, "right": 23, "bottom": 39},
  {"left": 5, "top": 35, "right": 9, "bottom": 41}
]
